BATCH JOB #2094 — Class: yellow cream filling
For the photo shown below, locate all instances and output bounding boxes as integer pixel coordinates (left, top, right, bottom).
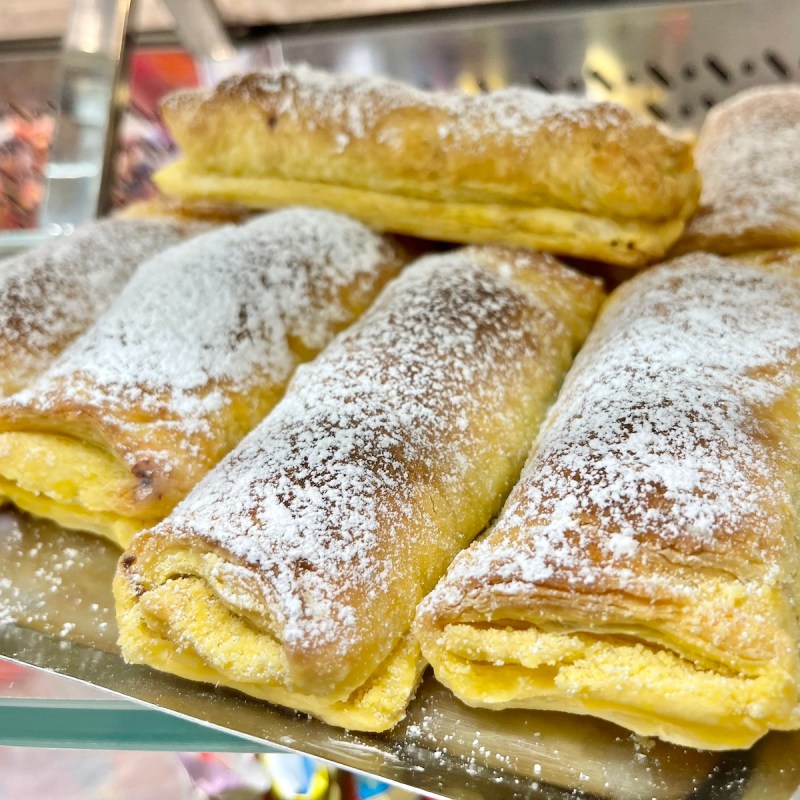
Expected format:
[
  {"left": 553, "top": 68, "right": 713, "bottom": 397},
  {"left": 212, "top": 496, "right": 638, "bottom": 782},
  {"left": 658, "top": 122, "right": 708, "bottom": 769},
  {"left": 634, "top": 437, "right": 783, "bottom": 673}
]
[
  {"left": 425, "top": 623, "right": 798, "bottom": 750},
  {"left": 0, "top": 431, "right": 153, "bottom": 547},
  {"left": 155, "top": 161, "right": 686, "bottom": 267},
  {"left": 115, "top": 568, "right": 425, "bottom": 732}
]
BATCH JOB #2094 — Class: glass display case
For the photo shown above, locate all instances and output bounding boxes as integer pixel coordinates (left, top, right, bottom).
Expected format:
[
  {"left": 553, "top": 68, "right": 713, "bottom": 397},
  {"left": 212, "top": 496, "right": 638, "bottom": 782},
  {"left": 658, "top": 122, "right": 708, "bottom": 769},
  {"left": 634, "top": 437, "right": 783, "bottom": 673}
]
[{"left": 2, "top": 1, "right": 800, "bottom": 797}]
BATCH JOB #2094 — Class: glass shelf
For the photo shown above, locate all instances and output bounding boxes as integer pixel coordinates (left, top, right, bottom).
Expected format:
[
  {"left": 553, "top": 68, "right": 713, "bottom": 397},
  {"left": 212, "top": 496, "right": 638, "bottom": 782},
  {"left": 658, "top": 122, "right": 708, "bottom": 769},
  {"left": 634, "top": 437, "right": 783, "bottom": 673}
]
[
  {"left": 0, "top": 229, "right": 61, "bottom": 258},
  {"left": 0, "top": 658, "right": 273, "bottom": 751},
  {"left": 0, "top": 697, "right": 267, "bottom": 751}
]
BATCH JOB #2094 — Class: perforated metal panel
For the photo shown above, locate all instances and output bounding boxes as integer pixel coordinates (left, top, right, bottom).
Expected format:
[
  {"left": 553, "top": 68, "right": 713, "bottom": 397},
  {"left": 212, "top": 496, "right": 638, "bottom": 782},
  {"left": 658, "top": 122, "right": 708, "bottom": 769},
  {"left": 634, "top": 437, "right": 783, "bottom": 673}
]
[{"left": 244, "top": 0, "right": 800, "bottom": 128}]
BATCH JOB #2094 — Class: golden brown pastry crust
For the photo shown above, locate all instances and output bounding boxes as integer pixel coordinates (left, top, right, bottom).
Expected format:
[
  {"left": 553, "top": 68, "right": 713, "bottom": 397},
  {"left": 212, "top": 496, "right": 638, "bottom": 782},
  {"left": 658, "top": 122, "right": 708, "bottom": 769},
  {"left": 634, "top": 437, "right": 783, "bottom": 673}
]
[
  {"left": 415, "top": 251, "right": 800, "bottom": 750},
  {"left": 0, "top": 209, "right": 406, "bottom": 545},
  {"left": 114, "top": 246, "right": 604, "bottom": 731},
  {"left": 155, "top": 65, "right": 700, "bottom": 267},
  {"left": 119, "top": 196, "right": 252, "bottom": 224},
  {"left": 676, "top": 86, "right": 800, "bottom": 254},
  {"left": 0, "top": 217, "right": 209, "bottom": 397}
]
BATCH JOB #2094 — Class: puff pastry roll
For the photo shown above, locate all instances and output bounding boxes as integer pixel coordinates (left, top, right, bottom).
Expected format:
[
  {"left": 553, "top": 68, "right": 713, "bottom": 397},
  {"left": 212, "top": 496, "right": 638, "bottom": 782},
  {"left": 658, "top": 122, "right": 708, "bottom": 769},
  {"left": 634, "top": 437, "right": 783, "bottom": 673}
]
[
  {"left": 154, "top": 65, "right": 700, "bottom": 267},
  {"left": 114, "top": 247, "right": 604, "bottom": 732},
  {"left": 0, "top": 217, "right": 208, "bottom": 396},
  {"left": 415, "top": 252, "right": 800, "bottom": 751},
  {"left": 0, "top": 208, "right": 406, "bottom": 547},
  {"left": 677, "top": 86, "right": 800, "bottom": 254}
]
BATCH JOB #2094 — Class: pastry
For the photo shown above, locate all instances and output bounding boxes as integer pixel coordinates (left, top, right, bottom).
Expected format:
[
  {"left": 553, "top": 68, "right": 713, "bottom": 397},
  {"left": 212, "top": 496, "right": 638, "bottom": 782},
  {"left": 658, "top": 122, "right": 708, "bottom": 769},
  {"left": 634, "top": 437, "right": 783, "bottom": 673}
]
[
  {"left": 154, "top": 64, "right": 700, "bottom": 267},
  {"left": 0, "top": 216, "right": 210, "bottom": 396},
  {"left": 0, "top": 208, "right": 406, "bottom": 547},
  {"left": 114, "top": 246, "right": 604, "bottom": 731},
  {"left": 676, "top": 86, "right": 800, "bottom": 254},
  {"left": 120, "top": 196, "right": 251, "bottom": 224},
  {"left": 415, "top": 251, "right": 800, "bottom": 751}
]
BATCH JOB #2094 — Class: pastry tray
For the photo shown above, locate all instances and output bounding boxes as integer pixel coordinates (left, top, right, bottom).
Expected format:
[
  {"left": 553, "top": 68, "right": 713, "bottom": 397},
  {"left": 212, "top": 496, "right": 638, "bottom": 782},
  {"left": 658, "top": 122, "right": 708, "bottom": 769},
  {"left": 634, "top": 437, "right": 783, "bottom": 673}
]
[
  {"left": 3, "top": 0, "right": 800, "bottom": 796},
  {"left": 0, "top": 510, "right": 798, "bottom": 800}
]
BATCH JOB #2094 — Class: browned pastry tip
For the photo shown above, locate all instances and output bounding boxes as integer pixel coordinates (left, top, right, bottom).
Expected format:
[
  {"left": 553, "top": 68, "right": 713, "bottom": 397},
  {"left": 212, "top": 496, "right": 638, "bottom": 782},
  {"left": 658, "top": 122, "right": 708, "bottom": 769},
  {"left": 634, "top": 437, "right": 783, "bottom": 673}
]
[{"left": 118, "top": 195, "right": 252, "bottom": 224}]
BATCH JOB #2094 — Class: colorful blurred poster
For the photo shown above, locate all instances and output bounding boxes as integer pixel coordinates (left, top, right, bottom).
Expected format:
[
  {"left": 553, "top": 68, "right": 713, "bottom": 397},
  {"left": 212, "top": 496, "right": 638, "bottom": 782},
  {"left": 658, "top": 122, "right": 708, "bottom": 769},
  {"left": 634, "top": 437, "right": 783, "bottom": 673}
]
[
  {"left": 1, "top": 49, "right": 200, "bottom": 229},
  {"left": 0, "top": 108, "right": 52, "bottom": 229},
  {"left": 112, "top": 50, "right": 200, "bottom": 210}
]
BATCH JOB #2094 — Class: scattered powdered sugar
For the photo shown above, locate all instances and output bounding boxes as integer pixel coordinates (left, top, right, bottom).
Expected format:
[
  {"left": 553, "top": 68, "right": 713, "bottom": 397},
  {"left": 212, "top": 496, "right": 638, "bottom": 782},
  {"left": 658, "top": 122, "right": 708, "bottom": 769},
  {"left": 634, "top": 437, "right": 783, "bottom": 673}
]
[
  {"left": 11, "top": 208, "right": 390, "bottom": 465},
  {"left": 155, "top": 252, "right": 563, "bottom": 655},
  {"left": 0, "top": 575, "right": 16, "bottom": 625},
  {"left": 686, "top": 85, "right": 800, "bottom": 241},
  {"left": 0, "top": 510, "right": 119, "bottom": 643},
  {"left": 0, "top": 217, "right": 206, "bottom": 395},
  {"left": 424, "top": 254, "right": 800, "bottom": 604}
]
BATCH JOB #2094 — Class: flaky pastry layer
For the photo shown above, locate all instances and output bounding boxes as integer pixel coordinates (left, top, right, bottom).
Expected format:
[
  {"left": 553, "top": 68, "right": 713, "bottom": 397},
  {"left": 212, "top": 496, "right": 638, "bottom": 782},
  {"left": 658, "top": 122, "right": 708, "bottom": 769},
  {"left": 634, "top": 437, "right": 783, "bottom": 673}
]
[
  {"left": 416, "top": 253, "right": 800, "bottom": 750},
  {"left": 114, "top": 551, "right": 424, "bottom": 731},
  {"left": 155, "top": 162, "right": 687, "bottom": 267},
  {"left": 419, "top": 581, "right": 799, "bottom": 750},
  {"left": 156, "top": 65, "right": 700, "bottom": 267},
  {"left": 0, "top": 432, "right": 154, "bottom": 547}
]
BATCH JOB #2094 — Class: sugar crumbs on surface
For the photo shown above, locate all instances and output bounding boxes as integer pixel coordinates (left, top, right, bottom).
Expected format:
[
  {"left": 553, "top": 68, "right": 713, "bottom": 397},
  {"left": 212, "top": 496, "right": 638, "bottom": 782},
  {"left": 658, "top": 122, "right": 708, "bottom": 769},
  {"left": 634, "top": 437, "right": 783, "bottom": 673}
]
[
  {"left": 424, "top": 254, "right": 800, "bottom": 604},
  {"left": 0, "top": 510, "right": 122, "bottom": 645},
  {"left": 0, "top": 217, "right": 205, "bottom": 394},
  {"left": 0, "top": 575, "right": 16, "bottom": 626},
  {"left": 396, "top": 709, "right": 519, "bottom": 784},
  {"left": 157, "top": 252, "right": 556, "bottom": 653},
  {"left": 12, "top": 208, "right": 387, "bottom": 462}
]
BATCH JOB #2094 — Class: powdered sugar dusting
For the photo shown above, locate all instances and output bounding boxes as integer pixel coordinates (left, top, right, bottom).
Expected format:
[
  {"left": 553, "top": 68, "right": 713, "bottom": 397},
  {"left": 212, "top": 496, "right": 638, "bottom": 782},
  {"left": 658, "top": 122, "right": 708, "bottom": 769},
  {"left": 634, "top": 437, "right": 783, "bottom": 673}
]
[
  {"left": 9, "top": 208, "right": 393, "bottom": 472},
  {"left": 166, "top": 64, "right": 696, "bottom": 225},
  {"left": 152, "top": 250, "right": 581, "bottom": 658},
  {"left": 0, "top": 217, "right": 207, "bottom": 395},
  {"left": 204, "top": 63, "right": 616, "bottom": 150},
  {"left": 685, "top": 85, "right": 800, "bottom": 244},
  {"left": 423, "top": 254, "right": 800, "bottom": 608}
]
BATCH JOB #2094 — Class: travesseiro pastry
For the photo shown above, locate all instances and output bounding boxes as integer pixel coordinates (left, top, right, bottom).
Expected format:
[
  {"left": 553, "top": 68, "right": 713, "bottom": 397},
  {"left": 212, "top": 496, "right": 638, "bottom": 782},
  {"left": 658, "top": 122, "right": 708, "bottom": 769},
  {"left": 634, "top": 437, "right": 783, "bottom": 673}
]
[
  {"left": 415, "top": 251, "right": 800, "bottom": 750},
  {"left": 154, "top": 64, "right": 701, "bottom": 267},
  {"left": 0, "top": 216, "right": 209, "bottom": 396},
  {"left": 0, "top": 208, "right": 406, "bottom": 547},
  {"left": 114, "top": 246, "right": 604, "bottom": 731},
  {"left": 676, "top": 86, "right": 800, "bottom": 254}
]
